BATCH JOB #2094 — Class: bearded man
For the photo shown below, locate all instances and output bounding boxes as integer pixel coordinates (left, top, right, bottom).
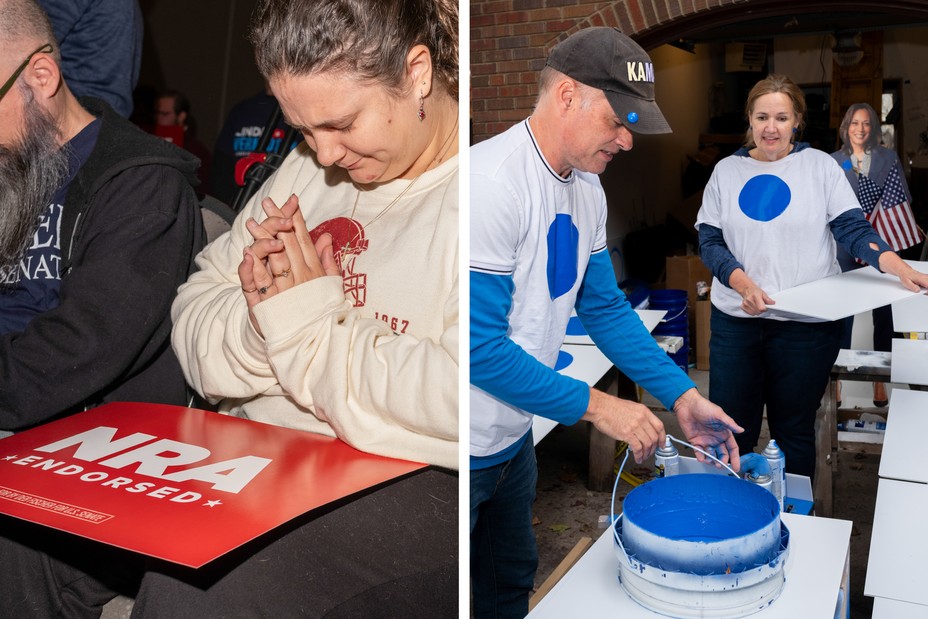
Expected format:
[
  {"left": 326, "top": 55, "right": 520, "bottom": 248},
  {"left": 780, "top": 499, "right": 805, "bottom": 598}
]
[
  {"left": 0, "top": 0, "right": 203, "bottom": 434},
  {"left": 0, "top": 0, "right": 203, "bottom": 617},
  {"left": 0, "top": 1, "right": 203, "bottom": 612}
]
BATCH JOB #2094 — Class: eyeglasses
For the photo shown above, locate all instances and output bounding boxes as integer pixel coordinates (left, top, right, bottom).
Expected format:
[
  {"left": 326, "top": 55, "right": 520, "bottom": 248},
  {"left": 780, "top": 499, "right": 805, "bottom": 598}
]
[{"left": 0, "top": 43, "right": 54, "bottom": 102}]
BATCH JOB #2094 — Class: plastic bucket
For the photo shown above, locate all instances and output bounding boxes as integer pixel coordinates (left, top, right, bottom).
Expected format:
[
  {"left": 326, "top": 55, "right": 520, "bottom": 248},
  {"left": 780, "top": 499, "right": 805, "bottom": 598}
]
[
  {"left": 623, "top": 474, "right": 781, "bottom": 573},
  {"left": 649, "top": 288, "right": 689, "bottom": 373},
  {"left": 613, "top": 474, "right": 788, "bottom": 618}
]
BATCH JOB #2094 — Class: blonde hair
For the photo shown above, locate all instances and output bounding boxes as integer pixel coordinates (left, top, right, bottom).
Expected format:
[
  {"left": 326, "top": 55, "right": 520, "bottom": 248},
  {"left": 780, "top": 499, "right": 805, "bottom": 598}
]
[{"left": 743, "top": 74, "right": 806, "bottom": 148}]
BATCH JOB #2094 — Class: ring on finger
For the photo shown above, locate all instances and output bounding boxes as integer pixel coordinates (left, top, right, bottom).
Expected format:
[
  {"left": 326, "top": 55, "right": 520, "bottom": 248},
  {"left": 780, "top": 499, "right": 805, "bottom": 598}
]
[
  {"left": 273, "top": 269, "right": 291, "bottom": 278},
  {"left": 258, "top": 286, "right": 270, "bottom": 295},
  {"left": 242, "top": 286, "right": 258, "bottom": 294}
]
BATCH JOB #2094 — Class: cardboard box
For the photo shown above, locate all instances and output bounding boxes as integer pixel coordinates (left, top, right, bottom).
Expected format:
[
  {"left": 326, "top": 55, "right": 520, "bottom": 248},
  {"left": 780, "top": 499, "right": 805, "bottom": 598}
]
[
  {"left": 696, "top": 299, "right": 711, "bottom": 370},
  {"left": 665, "top": 255, "right": 711, "bottom": 306}
]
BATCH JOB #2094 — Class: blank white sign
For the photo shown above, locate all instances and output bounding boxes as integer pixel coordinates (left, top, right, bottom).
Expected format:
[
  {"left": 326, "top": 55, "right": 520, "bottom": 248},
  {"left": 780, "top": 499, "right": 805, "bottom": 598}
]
[
  {"left": 891, "top": 294, "right": 928, "bottom": 332},
  {"left": 866, "top": 478, "right": 928, "bottom": 606},
  {"left": 767, "top": 260, "right": 928, "bottom": 322},
  {"left": 891, "top": 339, "right": 928, "bottom": 386}
]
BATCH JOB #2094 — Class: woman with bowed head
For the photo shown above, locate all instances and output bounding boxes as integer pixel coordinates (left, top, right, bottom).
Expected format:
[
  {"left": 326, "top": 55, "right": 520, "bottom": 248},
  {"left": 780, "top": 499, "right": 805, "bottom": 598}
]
[
  {"left": 696, "top": 74, "right": 928, "bottom": 480},
  {"left": 149, "top": 0, "right": 460, "bottom": 615},
  {"left": 831, "top": 102, "right": 925, "bottom": 408}
]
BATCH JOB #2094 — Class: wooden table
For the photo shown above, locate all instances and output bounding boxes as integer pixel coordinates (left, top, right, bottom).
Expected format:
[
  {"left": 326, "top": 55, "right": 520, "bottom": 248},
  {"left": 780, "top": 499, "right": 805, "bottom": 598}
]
[{"left": 815, "top": 348, "right": 892, "bottom": 517}]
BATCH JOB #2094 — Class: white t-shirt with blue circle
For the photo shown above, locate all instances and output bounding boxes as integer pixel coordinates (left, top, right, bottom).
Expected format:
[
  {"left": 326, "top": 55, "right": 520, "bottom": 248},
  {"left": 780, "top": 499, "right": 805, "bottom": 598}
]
[
  {"left": 470, "top": 120, "right": 607, "bottom": 458},
  {"left": 470, "top": 120, "right": 694, "bottom": 461},
  {"left": 696, "top": 147, "right": 861, "bottom": 321}
]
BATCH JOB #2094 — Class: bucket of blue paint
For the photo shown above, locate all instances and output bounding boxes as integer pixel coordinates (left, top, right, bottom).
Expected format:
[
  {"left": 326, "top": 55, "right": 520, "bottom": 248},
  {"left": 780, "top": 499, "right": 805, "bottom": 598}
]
[
  {"left": 613, "top": 474, "right": 789, "bottom": 618},
  {"left": 648, "top": 288, "right": 689, "bottom": 373}
]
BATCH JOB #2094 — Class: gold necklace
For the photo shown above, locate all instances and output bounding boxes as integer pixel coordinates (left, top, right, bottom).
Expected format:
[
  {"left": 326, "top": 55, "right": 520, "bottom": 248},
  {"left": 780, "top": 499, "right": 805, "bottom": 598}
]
[{"left": 341, "top": 114, "right": 459, "bottom": 254}]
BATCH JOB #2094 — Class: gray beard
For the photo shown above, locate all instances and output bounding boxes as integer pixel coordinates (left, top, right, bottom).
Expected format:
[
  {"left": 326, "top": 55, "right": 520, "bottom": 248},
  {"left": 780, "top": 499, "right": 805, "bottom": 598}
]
[{"left": 0, "top": 93, "right": 71, "bottom": 279}]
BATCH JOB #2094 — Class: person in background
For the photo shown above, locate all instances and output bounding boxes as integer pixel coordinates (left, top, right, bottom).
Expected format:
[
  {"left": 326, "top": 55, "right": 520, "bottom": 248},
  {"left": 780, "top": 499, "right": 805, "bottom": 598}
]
[
  {"left": 696, "top": 75, "right": 928, "bottom": 481},
  {"left": 469, "top": 27, "right": 743, "bottom": 618},
  {"left": 156, "top": 0, "right": 460, "bottom": 615},
  {"left": 155, "top": 89, "right": 212, "bottom": 194},
  {"left": 37, "top": 0, "right": 141, "bottom": 117},
  {"left": 0, "top": 0, "right": 203, "bottom": 614},
  {"left": 831, "top": 102, "right": 925, "bottom": 407},
  {"left": 209, "top": 84, "right": 299, "bottom": 206}
]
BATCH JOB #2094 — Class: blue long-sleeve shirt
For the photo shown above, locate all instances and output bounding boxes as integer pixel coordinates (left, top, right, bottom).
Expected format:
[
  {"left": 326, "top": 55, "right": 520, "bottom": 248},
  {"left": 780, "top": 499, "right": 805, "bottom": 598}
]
[{"left": 471, "top": 251, "right": 695, "bottom": 467}]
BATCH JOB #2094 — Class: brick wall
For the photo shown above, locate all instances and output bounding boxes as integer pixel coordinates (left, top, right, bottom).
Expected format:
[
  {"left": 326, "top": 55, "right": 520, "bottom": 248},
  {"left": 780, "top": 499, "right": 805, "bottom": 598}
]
[{"left": 470, "top": 0, "right": 745, "bottom": 143}]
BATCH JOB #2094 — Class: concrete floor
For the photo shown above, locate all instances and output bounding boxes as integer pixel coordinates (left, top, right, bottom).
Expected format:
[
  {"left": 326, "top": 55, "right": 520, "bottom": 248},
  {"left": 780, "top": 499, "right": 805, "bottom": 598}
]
[{"left": 531, "top": 368, "right": 883, "bottom": 619}]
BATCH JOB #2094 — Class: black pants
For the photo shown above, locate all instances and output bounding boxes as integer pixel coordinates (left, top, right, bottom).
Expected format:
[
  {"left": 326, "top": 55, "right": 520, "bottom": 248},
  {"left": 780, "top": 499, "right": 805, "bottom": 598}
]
[{"left": 0, "top": 468, "right": 458, "bottom": 618}]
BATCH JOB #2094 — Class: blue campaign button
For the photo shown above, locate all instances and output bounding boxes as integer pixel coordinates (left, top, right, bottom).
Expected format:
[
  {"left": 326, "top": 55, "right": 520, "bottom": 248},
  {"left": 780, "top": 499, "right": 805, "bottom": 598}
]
[{"left": 626, "top": 111, "right": 639, "bottom": 124}]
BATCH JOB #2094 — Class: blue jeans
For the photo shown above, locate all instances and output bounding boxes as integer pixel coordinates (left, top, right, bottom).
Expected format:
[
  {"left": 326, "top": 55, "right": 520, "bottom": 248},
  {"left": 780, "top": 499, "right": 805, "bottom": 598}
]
[
  {"left": 709, "top": 308, "right": 843, "bottom": 478},
  {"left": 470, "top": 433, "right": 538, "bottom": 619}
]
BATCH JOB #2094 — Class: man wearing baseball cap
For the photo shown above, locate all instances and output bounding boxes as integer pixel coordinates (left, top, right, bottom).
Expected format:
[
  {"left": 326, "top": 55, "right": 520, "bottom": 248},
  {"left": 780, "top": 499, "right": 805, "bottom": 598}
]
[{"left": 469, "top": 28, "right": 744, "bottom": 617}]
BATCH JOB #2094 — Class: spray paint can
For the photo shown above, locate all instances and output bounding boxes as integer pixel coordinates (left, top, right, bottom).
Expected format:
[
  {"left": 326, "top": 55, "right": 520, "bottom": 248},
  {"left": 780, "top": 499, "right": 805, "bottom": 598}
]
[
  {"left": 654, "top": 436, "right": 680, "bottom": 478},
  {"left": 762, "top": 440, "right": 786, "bottom": 511},
  {"left": 747, "top": 473, "right": 773, "bottom": 496},
  {"left": 838, "top": 419, "right": 887, "bottom": 433}
]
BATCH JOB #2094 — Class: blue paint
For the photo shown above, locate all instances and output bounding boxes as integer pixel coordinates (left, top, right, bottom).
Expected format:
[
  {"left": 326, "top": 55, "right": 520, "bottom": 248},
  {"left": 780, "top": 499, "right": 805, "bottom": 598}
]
[
  {"left": 546, "top": 213, "right": 579, "bottom": 300},
  {"left": 565, "top": 315, "right": 587, "bottom": 336},
  {"left": 625, "top": 475, "right": 777, "bottom": 539},
  {"left": 622, "top": 474, "right": 780, "bottom": 575},
  {"left": 553, "top": 349, "right": 573, "bottom": 371},
  {"left": 738, "top": 174, "right": 791, "bottom": 222}
]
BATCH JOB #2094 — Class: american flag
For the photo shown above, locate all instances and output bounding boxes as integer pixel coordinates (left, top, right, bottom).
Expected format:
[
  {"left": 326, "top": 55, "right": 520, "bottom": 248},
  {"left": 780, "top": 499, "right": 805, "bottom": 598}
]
[
  {"left": 856, "top": 173, "right": 880, "bottom": 215},
  {"left": 862, "top": 163, "right": 924, "bottom": 252}
]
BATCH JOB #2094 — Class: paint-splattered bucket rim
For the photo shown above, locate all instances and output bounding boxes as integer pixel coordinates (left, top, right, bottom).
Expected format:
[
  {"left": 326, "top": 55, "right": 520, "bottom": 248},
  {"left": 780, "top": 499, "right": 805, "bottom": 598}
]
[
  {"left": 621, "top": 474, "right": 782, "bottom": 574},
  {"left": 614, "top": 516, "right": 790, "bottom": 618},
  {"left": 614, "top": 514, "right": 790, "bottom": 589}
]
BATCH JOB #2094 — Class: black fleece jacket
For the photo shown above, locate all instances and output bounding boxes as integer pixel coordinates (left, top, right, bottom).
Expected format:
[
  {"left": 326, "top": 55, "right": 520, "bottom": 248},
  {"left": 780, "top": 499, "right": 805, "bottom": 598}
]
[{"left": 0, "top": 97, "right": 205, "bottom": 430}]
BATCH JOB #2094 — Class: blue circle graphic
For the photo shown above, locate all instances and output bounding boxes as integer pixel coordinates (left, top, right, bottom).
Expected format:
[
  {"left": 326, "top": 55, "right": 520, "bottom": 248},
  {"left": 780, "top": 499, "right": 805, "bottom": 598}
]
[
  {"left": 738, "top": 174, "right": 791, "bottom": 222},
  {"left": 546, "top": 214, "right": 579, "bottom": 300},
  {"left": 566, "top": 316, "right": 587, "bottom": 336},
  {"left": 554, "top": 349, "right": 573, "bottom": 371}
]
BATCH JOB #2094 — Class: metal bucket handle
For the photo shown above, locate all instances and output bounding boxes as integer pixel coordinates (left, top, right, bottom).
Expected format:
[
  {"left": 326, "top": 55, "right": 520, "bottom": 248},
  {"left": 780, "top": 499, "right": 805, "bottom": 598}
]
[
  {"left": 610, "top": 434, "right": 738, "bottom": 564},
  {"left": 658, "top": 304, "right": 688, "bottom": 323}
]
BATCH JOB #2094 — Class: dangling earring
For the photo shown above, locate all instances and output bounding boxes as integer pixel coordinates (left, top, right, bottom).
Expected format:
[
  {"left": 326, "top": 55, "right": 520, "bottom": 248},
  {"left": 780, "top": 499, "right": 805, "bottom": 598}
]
[{"left": 418, "top": 81, "right": 426, "bottom": 121}]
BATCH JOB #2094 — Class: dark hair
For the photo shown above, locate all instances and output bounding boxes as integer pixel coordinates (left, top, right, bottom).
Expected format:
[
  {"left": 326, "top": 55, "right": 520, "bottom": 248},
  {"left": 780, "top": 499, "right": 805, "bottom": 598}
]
[
  {"left": 160, "top": 89, "right": 190, "bottom": 116},
  {"left": 743, "top": 74, "right": 806, "bottom": 148},
  {"left": 249, "top": 0, "right": 458, "bottom": 98},
  {"left": 838, "top": 102, "right": 881, "bottom": 154}
]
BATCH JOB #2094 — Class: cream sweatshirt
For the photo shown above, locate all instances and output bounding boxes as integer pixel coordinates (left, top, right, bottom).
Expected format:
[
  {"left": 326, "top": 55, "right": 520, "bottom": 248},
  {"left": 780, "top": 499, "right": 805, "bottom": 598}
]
[{"left": 171, "top": 143, "right": 459, "bottom": 469}]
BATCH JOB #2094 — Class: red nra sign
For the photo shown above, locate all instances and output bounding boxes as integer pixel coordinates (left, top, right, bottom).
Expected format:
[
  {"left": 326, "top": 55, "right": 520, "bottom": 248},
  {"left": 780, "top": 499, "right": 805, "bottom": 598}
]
[{"left": 0, "top": 403, "right": 426, "bottom": 567}]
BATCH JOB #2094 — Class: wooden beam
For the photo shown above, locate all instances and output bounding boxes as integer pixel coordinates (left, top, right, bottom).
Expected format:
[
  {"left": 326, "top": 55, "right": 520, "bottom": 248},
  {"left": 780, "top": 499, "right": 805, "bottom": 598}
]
[{"left": 528, "top": 536, "right": 594, "bottom": 611}]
